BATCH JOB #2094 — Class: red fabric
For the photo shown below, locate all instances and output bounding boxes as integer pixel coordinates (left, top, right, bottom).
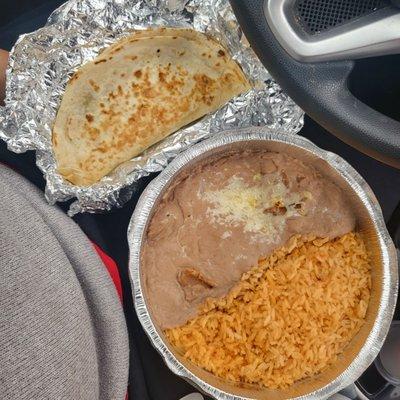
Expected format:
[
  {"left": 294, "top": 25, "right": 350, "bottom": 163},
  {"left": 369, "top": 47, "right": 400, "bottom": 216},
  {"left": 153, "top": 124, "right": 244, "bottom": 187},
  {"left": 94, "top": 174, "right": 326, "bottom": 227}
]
[
  {"left": 92, "top": 242, "right": 128, "bottom": 400},
  {"left": 92, "top": 242, "right": 123, "bottom": 303}
]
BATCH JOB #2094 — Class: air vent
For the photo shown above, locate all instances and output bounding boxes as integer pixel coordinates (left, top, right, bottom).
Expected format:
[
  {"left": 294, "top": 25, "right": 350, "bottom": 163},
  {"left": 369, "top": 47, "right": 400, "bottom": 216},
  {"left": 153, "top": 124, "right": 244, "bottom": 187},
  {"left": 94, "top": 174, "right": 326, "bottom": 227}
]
[{"left": 295, "top": 0, "right": 390, "bottom": 35}]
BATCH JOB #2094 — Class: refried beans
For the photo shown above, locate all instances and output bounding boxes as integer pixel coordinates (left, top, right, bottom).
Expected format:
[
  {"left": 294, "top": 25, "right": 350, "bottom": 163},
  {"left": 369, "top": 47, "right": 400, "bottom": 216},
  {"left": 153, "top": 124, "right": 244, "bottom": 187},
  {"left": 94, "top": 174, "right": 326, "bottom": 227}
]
[{"left": 141, "top": 151, "right": 355, "bottom": 329}]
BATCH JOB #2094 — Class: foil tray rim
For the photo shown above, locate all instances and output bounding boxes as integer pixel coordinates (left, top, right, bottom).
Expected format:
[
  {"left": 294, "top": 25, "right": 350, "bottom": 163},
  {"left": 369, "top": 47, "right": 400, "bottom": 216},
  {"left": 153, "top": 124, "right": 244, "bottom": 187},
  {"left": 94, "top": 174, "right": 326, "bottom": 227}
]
[{"left": 128, "top": 126, "right": 398, "bottom": 400}]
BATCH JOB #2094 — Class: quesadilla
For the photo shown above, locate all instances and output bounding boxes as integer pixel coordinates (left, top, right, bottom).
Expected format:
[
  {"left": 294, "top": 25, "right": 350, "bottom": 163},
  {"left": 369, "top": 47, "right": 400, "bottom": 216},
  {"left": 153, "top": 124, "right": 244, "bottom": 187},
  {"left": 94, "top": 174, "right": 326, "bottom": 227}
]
[{"left": 52, "top": 28, "right": 251, "bottom": 186}]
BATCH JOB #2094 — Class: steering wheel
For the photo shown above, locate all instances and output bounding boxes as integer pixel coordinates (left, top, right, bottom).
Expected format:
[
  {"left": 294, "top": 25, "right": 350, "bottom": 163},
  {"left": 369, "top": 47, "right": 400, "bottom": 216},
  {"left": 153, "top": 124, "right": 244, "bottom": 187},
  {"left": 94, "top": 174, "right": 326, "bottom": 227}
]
[{"left": 229, "top": 0, "right": 400, "bottom": 168}]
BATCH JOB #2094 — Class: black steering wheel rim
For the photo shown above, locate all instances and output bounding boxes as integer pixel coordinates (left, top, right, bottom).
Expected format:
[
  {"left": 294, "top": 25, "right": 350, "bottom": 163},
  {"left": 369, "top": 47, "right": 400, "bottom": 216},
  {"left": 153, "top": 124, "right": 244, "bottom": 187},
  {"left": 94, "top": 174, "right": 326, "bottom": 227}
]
[{"left": 230, "top": 0, "right": 400, "bottom": 169}]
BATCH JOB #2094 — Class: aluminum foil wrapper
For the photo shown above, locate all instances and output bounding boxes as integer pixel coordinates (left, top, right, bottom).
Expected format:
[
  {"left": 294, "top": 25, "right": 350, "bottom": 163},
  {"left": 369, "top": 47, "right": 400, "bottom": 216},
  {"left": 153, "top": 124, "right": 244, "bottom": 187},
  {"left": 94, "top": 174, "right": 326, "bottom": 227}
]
[
  {"left": 0, "top": 0, "right": 304, "bottom": 215},
  {"left": 128, "top": 127, "right": 398, "bottom": 400}
]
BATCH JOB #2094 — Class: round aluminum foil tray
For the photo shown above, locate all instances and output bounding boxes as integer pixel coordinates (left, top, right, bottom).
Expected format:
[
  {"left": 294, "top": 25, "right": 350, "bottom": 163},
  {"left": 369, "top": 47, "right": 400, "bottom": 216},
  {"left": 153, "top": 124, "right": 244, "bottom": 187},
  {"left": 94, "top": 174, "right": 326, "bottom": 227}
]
[{"left": 128, "top": 127, "right": 398, "bottom": 400}]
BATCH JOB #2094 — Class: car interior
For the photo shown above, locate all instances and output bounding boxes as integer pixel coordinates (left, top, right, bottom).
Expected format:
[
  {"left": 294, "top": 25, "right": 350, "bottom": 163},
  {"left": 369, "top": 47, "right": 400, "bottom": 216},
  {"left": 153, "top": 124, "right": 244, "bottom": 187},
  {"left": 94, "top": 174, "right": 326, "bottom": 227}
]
[{"left": 0, "top": 1, "right": 399, "bottom": 399}]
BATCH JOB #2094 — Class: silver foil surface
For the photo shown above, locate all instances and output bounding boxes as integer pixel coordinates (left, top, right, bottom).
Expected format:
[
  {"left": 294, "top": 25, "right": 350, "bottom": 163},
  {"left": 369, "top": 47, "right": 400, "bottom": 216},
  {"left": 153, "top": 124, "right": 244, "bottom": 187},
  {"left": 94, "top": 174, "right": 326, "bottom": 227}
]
[
  {"left": 128, "top": 127, "right": 398, "bottom": 400},
  {"left": 0, "top": 0, "right": 304, "bottom": 215}
]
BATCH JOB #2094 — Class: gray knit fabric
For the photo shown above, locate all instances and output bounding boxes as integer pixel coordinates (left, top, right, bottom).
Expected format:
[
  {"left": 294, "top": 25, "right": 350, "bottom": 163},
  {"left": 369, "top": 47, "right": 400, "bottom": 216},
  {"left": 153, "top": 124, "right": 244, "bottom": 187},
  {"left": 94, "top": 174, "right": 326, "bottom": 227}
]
[{"left": 0, "top": 165, "right": 129, "bottom": 400}]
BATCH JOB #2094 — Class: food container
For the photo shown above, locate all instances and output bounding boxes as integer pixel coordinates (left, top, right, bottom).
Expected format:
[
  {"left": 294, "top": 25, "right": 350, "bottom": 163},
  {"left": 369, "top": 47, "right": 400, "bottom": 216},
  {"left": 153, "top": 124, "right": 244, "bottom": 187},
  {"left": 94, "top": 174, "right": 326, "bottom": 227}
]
[{"left": 128, "top": 127, "right": 398, "bottom": 400}]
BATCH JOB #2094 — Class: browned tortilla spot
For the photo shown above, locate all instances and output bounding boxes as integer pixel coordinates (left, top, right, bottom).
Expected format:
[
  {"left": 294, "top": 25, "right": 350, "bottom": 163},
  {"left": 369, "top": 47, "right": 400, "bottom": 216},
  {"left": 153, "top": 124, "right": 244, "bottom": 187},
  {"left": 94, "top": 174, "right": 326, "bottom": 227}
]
[
  {"left": 111, "top": 45, "right": 124, "bottom": 54},
  {"left": 70, "top": 72, "right": 80, "bottom": 82},
  {"left": 88, "top": 79, "right": 100, "bottom": 92}
]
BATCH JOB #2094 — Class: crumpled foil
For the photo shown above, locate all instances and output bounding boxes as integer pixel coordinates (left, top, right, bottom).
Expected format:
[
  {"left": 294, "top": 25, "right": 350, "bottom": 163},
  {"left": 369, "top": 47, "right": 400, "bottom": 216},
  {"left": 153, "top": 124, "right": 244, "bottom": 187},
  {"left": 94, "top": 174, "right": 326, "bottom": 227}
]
[{"left": 0, "top": 0, "right": 304, "bottom": 215}]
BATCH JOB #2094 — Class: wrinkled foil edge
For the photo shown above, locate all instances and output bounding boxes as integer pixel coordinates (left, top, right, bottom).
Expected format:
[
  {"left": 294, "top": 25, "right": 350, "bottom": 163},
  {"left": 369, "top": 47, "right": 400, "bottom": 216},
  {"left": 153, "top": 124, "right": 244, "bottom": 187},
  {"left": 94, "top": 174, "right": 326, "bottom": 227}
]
[
  {"left": 0, "top": 0, "right": 304, "bottom": 215},
  {"left": 128, "top": 127, "right": 398, "bottom": 400}
]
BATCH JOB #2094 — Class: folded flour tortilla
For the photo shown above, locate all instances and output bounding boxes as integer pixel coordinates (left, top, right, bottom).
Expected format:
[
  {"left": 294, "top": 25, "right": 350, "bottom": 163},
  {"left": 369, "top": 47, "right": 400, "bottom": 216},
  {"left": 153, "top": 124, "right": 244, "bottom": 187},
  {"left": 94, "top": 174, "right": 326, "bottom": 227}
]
[{"left": 52, "top": 28, "right": 251, "bottom": 186}]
